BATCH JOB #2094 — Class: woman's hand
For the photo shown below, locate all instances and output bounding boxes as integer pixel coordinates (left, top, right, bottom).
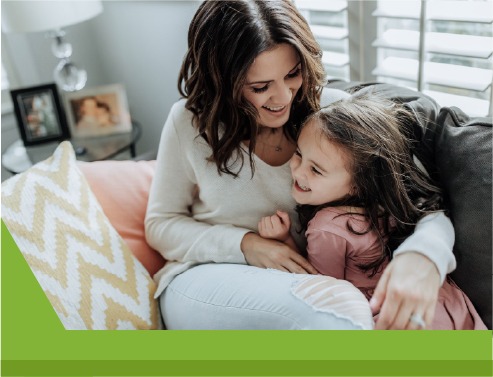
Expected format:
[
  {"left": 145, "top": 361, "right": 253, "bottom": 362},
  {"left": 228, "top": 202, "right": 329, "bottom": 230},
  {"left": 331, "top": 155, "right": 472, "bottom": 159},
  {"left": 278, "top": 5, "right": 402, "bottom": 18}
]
[
  {"left": 258, "top": 210, "right": 291, "bottom": 242},
  {"left": 370, "top": 252, "right": 440, "bottom": 330},
  {"left": 241, "top": 232, "right": 318, "bottom": 274}
]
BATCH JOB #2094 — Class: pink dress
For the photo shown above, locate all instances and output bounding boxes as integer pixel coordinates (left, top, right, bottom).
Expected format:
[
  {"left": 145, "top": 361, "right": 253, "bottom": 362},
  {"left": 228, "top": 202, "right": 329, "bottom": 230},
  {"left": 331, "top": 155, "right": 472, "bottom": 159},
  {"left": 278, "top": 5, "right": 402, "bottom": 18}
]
[{"left": 305, "top": 207, "right": 487, "bottom": 330}]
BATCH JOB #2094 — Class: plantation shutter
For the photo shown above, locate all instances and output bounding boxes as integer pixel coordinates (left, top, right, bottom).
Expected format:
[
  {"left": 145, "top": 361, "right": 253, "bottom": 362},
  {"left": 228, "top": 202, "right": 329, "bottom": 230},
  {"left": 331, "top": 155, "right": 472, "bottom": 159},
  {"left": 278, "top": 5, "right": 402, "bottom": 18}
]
[
  {"left": 372, "top": 0, "right": 493, "bottom": 117},
  {"left": 294, "top": 0, "right": 350, "bottom": 81}
]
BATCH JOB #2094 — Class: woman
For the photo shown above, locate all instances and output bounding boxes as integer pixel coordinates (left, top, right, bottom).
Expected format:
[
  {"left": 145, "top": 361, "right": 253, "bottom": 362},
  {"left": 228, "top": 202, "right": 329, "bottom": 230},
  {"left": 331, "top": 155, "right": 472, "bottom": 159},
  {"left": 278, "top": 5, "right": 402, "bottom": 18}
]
[{"left": 145, "top": 0, "right": 455, "bottom": 330}]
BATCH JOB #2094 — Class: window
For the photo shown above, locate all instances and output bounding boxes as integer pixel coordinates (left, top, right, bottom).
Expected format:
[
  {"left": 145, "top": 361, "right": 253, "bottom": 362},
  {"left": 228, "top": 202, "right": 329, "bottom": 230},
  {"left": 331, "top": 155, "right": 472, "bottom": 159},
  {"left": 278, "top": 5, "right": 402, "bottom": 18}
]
[
  {"left": 294, "top": 0, "right": 350, "bottom": 81},
  {"left": 372, "top": 0, "right": 493, "bottom": 117},
  {"left": 294, "top": 0, "right": 493, "bottom": 117}
]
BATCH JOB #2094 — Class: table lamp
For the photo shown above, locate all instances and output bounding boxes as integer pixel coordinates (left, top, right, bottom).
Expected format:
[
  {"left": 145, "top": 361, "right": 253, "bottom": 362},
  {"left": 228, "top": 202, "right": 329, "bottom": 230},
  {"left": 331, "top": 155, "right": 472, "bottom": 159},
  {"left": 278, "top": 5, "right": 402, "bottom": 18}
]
[{"left": 2, "top": 1, "right": 103, "bottom": 91}]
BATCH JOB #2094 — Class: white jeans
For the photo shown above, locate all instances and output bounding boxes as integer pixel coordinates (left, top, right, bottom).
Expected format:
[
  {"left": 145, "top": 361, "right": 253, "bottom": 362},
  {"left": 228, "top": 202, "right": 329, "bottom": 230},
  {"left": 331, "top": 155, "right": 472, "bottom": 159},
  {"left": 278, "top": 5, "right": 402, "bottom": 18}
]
[{"left": 160, "top": 264, "right": 373, "bottom": 330}]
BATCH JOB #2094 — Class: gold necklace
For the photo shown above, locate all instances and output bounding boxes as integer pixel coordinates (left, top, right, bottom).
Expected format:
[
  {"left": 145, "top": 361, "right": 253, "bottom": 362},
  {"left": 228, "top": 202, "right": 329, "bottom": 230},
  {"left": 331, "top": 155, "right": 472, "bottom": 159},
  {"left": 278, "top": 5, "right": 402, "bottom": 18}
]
[{"left": 256, "top": 131, "right": 284, "bottom": 152}]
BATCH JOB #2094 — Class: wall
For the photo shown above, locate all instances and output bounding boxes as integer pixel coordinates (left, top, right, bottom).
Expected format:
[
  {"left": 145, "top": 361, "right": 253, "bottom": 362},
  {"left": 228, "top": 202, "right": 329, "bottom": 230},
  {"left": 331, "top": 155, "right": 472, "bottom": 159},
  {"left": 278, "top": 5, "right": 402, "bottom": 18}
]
[
  {"left": 2, "top": 1, "right": 201, "bottom": 181},
  {"left": 1, "top": 112, "right": 21, "bottom": 181},
  {"left": 88, "top": 1, "right": 201, "bottom": 156}
]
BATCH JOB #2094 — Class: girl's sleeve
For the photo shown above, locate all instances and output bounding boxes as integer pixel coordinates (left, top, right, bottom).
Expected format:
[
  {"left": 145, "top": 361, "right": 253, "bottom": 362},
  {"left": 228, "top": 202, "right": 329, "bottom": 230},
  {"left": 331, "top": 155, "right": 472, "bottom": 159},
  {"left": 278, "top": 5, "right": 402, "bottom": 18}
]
[
  {"left": 306, "top": 229, "right": 347, "bottom": 279},
  {"left": 144, "top": 103, "right": 249, "bottom": 265},
  {"left": 393, "top": 212, "right": 456, "bottom": 285}
]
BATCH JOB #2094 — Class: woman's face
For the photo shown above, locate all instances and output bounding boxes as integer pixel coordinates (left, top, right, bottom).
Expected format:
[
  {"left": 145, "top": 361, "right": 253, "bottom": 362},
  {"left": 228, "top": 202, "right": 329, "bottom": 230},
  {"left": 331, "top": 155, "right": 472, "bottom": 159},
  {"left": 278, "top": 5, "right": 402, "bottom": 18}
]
[
  {"left": 81, "top": 99, "right": 98, "bottom": 117},
  {"left": 242, "top": 44, "right": 303, "bottom": 129},
  {"left": 290, "top": 120, "right": 354, "bottom": 206}
]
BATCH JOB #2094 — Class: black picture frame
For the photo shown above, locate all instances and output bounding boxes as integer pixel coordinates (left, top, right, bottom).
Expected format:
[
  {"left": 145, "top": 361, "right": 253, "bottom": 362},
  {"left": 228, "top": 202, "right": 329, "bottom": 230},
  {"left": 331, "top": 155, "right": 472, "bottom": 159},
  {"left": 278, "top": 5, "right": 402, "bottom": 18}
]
[{"left": 10, "top": 83, "right": 70, "bottom": 146}]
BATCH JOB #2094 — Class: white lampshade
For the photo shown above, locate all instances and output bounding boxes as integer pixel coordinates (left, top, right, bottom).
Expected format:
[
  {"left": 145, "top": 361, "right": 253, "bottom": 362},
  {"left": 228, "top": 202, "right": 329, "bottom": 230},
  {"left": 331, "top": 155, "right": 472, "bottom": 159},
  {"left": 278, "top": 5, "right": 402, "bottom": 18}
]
[{"left": 2, "top": 1, "right": 103, "bottom": 34}]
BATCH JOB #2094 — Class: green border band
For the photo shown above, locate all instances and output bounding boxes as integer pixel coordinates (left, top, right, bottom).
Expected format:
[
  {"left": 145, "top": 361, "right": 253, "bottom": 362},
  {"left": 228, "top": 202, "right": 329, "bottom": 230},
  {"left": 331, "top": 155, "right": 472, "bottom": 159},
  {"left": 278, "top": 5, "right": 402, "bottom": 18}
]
[{"left": 1, "top": 360, "right": 492, "bottom": 376}]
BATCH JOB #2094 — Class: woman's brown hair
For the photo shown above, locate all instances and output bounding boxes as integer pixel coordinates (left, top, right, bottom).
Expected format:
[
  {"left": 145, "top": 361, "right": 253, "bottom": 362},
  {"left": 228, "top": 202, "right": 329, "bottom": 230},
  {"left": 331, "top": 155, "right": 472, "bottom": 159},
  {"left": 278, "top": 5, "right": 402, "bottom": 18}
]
[
  {"left": 178, "top": 0, "right": 326, "bottom": 177},
  {"left": 296, "top": 93, "right": 445, "bottom": 276}
]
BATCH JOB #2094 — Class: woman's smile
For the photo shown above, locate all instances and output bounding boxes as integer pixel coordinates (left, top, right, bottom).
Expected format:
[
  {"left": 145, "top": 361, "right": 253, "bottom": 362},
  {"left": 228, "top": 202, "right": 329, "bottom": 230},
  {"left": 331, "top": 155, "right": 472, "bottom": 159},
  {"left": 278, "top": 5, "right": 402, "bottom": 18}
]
[{"left": 261, "top": 104, "right": 288, "bottom": 117}]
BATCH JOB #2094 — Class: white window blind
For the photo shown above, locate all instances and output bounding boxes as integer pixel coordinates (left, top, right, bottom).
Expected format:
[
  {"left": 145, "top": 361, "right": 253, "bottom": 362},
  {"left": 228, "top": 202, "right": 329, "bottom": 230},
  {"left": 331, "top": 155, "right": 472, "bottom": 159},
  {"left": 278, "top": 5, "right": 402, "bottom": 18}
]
[
  {"left": 294, "top": 0, "right": 350, "bottom": 81},
  {"left": 372, "top": 0, "right": 493, "bottom": 117}
]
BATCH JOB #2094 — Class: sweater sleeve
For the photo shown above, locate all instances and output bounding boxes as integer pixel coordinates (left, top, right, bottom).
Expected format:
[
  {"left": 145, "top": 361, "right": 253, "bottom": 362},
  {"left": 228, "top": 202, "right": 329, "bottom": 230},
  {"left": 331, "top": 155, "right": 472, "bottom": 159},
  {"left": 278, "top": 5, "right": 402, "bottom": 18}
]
[
  {"left": 144, "top": 103, "right": 249, "bottom": 265},
  {"left": 306, "top": 229, "right": 347, "bottom": 279},
  {"left": 393, "top": 212, "right": 456, "bottom": 285}
]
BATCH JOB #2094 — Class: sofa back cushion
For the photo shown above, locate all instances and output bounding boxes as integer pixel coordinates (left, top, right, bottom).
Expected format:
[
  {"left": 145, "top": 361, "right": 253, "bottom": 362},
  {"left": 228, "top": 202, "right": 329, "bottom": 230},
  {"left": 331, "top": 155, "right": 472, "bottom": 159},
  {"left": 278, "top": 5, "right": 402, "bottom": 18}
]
[
  {"left": 434, "top": 107, "right": 492, "bottom": 329},
  {"left": 78, "top": 160, "right": 166, "bottom": 277}
]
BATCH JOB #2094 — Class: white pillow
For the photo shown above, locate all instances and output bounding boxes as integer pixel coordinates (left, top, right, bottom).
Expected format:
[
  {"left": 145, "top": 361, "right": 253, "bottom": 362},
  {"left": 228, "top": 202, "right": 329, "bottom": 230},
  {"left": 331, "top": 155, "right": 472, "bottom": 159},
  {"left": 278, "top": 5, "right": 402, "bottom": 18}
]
[{"left": 2, "top": 142, "right": 162, "bottom": 330}]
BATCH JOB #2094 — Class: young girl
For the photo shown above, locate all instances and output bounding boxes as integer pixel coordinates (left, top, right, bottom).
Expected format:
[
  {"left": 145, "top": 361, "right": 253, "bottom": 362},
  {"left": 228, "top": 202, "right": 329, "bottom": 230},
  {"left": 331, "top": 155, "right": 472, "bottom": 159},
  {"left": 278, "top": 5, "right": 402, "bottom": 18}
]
[{"left": 259, "top": 93, "right": 486, "bottom": 330}]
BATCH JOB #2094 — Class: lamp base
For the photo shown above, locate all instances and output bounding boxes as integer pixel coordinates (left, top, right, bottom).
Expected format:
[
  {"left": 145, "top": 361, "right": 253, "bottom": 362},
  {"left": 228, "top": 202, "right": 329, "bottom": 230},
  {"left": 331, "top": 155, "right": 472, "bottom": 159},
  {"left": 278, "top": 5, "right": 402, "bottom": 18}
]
[
  {"left": 48, "top": 29, "right": 87, "bottom": 92},
  {"left": 54, "top": 59, "right": 87, "bottom": 92}
]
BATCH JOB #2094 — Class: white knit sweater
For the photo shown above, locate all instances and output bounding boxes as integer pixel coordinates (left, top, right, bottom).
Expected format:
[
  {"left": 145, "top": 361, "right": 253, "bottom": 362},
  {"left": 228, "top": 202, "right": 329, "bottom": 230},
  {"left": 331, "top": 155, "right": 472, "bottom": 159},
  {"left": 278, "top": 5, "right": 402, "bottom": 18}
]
[{"left": 145, "top": 89, "right": 456, "bottom": 298}]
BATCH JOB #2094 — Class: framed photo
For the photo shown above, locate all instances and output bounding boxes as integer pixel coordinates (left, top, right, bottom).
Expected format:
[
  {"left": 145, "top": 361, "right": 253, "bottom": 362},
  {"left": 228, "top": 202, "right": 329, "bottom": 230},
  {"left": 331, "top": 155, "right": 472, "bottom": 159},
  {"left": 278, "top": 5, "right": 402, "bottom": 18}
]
[
  {"left": 63, "top": 83, "right": 132, "bottom": 138},
  {"left": 10, "top": 83, "right": 70, "bottom": 147}
]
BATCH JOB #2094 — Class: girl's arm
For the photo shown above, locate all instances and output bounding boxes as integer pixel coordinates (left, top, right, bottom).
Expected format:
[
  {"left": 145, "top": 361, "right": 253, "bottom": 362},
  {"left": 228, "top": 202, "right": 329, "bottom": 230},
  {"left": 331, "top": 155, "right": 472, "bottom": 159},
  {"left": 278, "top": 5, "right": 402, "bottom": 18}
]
[
  {"left": 305, "top": 229, "right": 346, "bottom": 279},
  {"left": 258, "top": 212, "right": 302, "bottom": 254},
  {"left": 145, "top": 103, "right": 249, "bottom": 265},
  {"left": 256, "top": 212, "right": 319, "bottom": 274}
]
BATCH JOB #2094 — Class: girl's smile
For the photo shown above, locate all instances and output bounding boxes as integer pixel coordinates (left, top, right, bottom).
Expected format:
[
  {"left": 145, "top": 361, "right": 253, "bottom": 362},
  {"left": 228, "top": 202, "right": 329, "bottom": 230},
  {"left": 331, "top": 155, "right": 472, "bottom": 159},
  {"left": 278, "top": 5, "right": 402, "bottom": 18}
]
[{"left": 294, "top": 180, "right": 311, "bottom": 192}]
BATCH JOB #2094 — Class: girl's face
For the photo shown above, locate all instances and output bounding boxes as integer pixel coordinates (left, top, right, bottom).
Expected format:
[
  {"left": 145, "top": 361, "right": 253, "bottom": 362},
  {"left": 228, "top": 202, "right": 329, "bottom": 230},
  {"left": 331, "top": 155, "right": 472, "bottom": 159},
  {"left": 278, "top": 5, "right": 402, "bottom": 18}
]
[
  {"left": 242, "top": 43, "right": 303, "bottom": 129},
  {"left": 290, "top": 120, "right": 354, "bottom": 206}
]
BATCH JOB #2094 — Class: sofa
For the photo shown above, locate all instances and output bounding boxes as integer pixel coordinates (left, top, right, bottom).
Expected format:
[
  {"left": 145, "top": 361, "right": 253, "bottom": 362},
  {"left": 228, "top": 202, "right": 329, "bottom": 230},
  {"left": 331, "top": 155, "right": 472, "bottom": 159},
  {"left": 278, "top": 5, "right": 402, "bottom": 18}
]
[{"left": 2, "top": 82, "right": 491, "bottom": 330}]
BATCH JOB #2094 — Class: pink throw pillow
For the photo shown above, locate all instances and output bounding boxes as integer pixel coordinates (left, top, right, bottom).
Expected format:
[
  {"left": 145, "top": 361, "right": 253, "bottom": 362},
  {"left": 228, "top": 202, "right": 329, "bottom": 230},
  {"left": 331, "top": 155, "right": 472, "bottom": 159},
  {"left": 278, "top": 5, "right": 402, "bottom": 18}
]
[{"left": 78, "top": 160, "right": 165, "bottom": 277}]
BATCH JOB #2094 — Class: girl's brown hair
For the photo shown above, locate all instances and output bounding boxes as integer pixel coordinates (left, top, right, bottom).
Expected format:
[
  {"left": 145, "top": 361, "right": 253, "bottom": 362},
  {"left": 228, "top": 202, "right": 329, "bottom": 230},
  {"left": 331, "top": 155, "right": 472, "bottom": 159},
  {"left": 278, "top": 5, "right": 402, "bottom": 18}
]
[
  {"left": 178, "top": 0, "right": 326, "bottom": 177},
  {"left": 296, "top": 93, "right": 444, "bottom": 276}
]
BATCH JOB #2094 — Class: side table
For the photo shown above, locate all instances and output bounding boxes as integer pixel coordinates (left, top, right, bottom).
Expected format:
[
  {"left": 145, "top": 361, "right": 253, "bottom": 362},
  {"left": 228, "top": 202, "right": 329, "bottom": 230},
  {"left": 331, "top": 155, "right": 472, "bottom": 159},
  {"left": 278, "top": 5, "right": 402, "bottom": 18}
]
[{"left": 2, "top": 121, "right": 142, "bottom": 175}]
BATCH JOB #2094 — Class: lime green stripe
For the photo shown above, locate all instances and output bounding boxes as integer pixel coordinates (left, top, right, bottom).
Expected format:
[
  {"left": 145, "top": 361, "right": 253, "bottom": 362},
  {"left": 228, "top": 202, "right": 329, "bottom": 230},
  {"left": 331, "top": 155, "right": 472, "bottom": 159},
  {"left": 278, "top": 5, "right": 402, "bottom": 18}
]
[{"left": 2, "top": 360, "right": 492, "bottom": 376}]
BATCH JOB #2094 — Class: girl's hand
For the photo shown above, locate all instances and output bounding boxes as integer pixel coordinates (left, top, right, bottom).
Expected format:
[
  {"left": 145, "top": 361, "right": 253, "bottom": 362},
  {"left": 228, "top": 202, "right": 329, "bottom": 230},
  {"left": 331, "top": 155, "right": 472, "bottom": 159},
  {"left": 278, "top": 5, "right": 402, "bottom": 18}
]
[
  {"left": 241, "top": 232, "right": 318, "bottom": 274},
  {"left": 370, "top": 252, "right": 440, "bottom": 330},
  {"left": 258, "top": 210, "right": 291, "bottom": 242}
]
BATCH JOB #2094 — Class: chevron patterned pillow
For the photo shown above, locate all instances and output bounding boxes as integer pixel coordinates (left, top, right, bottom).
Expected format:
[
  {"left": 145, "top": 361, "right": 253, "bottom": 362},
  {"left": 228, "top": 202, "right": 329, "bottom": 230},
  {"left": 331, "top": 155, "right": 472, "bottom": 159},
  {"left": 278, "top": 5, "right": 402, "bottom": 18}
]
[{"left": 2, "top": 142, "right": 161, "bottom": 330}]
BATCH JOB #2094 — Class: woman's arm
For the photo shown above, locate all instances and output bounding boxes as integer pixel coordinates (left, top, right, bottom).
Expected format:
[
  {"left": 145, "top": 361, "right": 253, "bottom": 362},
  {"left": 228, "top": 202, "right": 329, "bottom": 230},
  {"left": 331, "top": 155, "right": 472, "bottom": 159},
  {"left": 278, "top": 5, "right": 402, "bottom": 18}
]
[
  {"left": 370, "top": 212, "right": 456, "bottom": 330},
  {"left": 393, "top": 212, "right": 456, "bottom": 284},
  {"left": 145, "top": 103, "right": 249, "bottom": 265},
  {"left": 241, "top": 233, "right": 318, "bottom": 274}
]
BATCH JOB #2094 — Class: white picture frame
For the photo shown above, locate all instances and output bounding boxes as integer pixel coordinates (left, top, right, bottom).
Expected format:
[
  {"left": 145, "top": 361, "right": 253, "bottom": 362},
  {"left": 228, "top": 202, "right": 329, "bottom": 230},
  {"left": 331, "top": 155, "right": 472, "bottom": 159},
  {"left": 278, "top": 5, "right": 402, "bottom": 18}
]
[{"left": 63, "top": 83, "right": 132, "bottom": 138}]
